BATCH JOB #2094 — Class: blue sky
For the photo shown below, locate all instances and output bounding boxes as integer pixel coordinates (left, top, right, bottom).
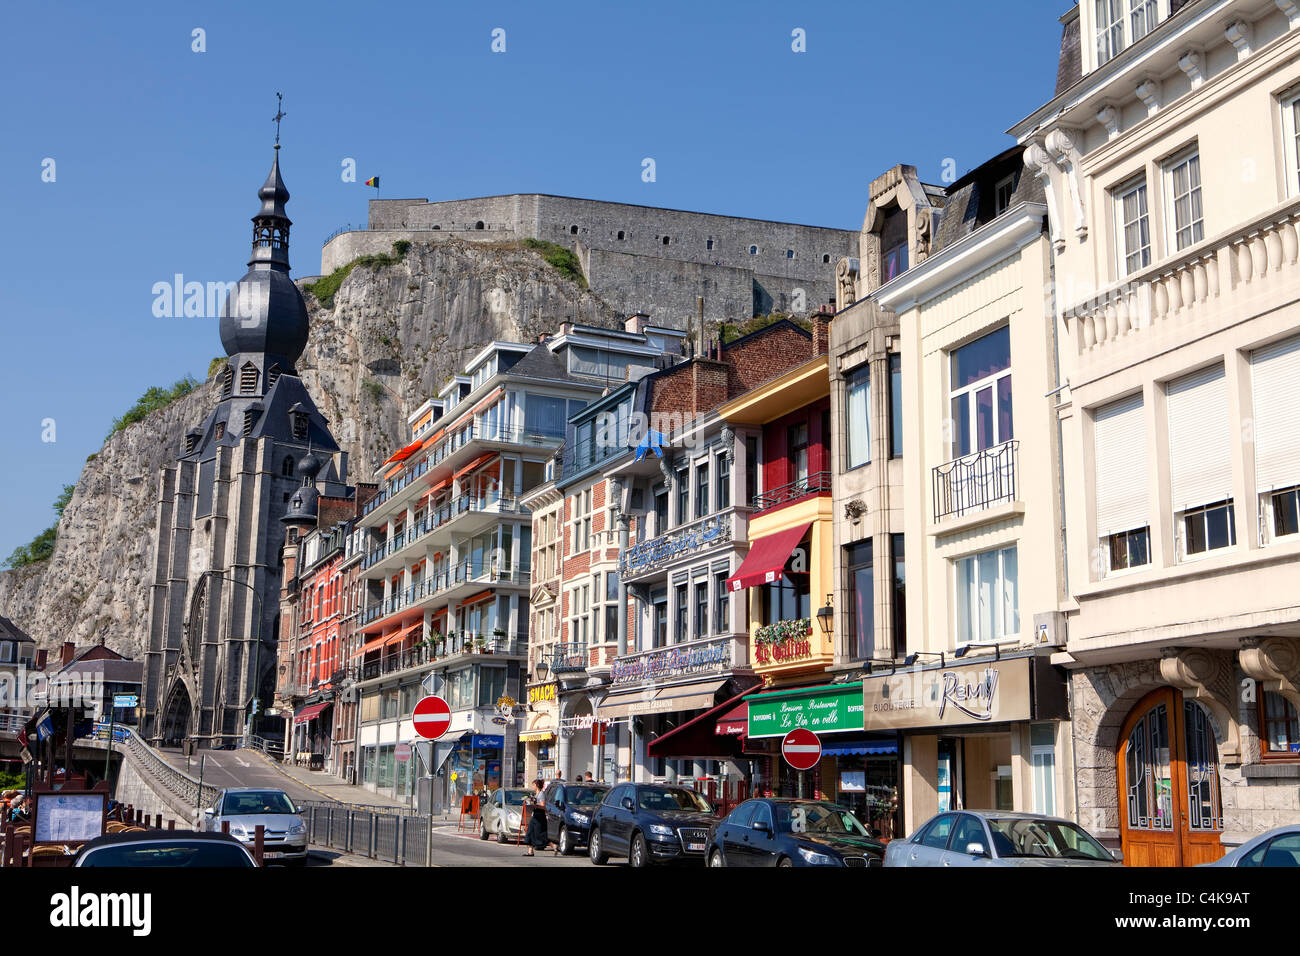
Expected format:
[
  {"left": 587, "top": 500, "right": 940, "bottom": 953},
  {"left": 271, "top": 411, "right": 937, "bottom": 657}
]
[{"left": 0, "top": 0, "right": 1067, "bottom": 559}]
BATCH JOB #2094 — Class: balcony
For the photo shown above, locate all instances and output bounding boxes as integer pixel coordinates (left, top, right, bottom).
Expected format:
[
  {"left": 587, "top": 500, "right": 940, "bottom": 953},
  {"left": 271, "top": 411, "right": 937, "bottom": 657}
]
[
  {"left": 932, "top": 440, "right": 1018, "bottom": 523},
  {"left": 621, "top": 511, "right": 736, "bottom": 580},
  {"left": 549, "top": 642, "right": 590, "bottom": 675},
  {"left": 362, "top": 422, "right": 562, "bottom": 524},
  {"left": 358, "top": 560, "right": 531, "bottom": 633},
  {"left": 752, "top": 471, "right": 832, "bottom": 512},
  {"left": 359, "top": 634, "right": 527, "bottom": 683},
  {"left": 361, "top": 492, "right": 528, "bottom": 577},
  {"left": 1063, "top": 198, "right": 1300, "bottom": 368}
]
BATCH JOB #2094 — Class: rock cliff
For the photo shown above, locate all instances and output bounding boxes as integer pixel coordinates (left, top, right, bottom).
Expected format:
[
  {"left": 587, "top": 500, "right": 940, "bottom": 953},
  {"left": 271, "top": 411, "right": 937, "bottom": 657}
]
[{"left": 0, "top": 237, "right": 621, "bottom": 658}]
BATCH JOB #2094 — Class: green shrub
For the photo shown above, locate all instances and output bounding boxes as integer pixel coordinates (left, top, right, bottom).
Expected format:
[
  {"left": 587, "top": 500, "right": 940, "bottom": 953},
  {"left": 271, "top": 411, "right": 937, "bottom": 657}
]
[
  {"left": 107, "top": 377, "right": 199, "bottom": 439},
  {"left": 304, "top": 242, "right": 409, "bottom": 309},
  {"left": 1, "top": 483, "right": 75, "bottom": 570},
  {"left": 207, "top": 357, "right": 227, "bottom": 378},
  {"left": 522, "top": 238, "right": 587, "bottom": 288},
  {"left": 362, "top": 378, "right": 384, "bottom": 404}
]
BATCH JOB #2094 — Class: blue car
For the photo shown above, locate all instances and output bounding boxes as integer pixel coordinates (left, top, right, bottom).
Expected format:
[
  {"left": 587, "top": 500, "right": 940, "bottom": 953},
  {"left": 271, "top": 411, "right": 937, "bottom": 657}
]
[{"left": 588, "top": 783, "right": 716, "bottom": 867}]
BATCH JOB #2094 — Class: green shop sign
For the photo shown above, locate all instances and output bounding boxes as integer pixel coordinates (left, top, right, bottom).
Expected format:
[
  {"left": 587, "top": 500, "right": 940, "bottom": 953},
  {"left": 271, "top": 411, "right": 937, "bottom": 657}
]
[{"left": 746, "top": 684, "right": 864, "bottom": 738}]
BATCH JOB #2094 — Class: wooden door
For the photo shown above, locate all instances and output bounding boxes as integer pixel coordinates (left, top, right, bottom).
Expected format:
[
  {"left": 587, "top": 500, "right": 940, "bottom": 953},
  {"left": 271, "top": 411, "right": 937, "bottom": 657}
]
[{"left": 1117, "top": 688, "right": 1224, "bottom": 866}]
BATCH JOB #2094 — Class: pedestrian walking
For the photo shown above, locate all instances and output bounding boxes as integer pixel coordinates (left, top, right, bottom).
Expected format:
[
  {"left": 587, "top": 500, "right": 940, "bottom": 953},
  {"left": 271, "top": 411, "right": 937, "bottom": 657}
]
[{"left": 522, "top": 778, "right": 548, "bottom": 857}]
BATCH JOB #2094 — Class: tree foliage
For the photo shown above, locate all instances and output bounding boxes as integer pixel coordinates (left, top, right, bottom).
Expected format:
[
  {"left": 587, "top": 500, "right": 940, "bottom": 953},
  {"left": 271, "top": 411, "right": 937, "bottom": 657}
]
[{"left": 107, "top": 377, "right": 199, "bottom": 439}]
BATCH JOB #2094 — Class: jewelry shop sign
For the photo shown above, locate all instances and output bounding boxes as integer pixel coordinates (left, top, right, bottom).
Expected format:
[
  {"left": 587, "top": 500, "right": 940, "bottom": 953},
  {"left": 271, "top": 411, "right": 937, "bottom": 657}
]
[{"left": 862, "top": 657, "right": 1032, "bottom": 731}]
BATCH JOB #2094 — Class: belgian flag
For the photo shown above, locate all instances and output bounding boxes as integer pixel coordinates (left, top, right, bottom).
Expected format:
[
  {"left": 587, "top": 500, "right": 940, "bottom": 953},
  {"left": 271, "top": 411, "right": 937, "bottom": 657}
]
[{"left": 364, "top": 176, "right": 379, "bottom": 188}]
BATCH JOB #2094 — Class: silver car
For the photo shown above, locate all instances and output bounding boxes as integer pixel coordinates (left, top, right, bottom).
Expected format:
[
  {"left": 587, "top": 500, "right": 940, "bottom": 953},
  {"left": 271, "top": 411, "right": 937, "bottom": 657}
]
[
  {"left": 480, "top": 788, "right": 531, "bottom": 844},
  {"left": 204, "top": 787, "right": 308, "bottom": 865},
  {"left": 1201, "top": 825, "right": 1300, "bottom": 867},
  {"left": 883, "top": 810, "right": 1121, "bottom": 867}
]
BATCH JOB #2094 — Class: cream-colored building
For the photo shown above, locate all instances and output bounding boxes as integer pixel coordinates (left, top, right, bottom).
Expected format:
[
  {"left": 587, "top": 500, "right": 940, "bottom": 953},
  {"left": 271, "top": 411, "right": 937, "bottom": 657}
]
[
  {"left": 1012, "top": 0, "right": 1300, "bottom": 865},
  {"left": 870, "top": 147, "right": 1077, "bottom": 836}
]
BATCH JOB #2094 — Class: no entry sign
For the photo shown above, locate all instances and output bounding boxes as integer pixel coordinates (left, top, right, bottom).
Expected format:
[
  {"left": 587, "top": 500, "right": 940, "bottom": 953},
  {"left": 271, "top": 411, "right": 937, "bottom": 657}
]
[
  {"left": 395, "top": 742, "right": 412, "bottom": 763},
  {"left": 781, "top": 728, "right": 822, "bottom": 771},
  {"left": 412, "top": 695, "right": 452, "bottom": 740}
]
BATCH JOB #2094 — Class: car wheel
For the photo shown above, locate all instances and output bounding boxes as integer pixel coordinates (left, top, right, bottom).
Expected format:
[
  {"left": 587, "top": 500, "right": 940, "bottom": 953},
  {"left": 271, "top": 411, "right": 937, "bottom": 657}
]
[
  {"left": 480, "top": 822, "right": 489, "bottom": 841},
  {"left": 589, "top": 827, "right": 608, "bottom": 865},
  {"left": 777, "top": 856, "right": 794, "bottom": 868},
  {"left": 708, "top": 848, "right": 725, "bottom": 868},
  {"left": 629, "top": 832, "right": 649, "bottom": 869},
  {"left": 558, "top": 825, "right": 572, "bottom": 856},
  {"left": 497, "top": 826, "right": 509, "bottom": 845}
]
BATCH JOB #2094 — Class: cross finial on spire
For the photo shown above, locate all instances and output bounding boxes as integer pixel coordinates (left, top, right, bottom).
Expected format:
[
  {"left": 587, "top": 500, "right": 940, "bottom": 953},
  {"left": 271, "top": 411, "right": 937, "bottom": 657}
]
[{"left": 272, "top": 92, "right": 287, "bottom": 149}]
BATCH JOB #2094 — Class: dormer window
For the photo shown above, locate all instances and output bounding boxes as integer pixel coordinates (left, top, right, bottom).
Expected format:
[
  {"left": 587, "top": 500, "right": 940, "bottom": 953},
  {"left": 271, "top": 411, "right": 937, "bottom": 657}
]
[
  {"left": 184, "top": 431, "right": 200, "bottom": 454},
  {"left": 292, "top": 412, "right": 308, "bottom": 441},
  {"left": 1095, "top": 0, "right": 1160, "bottom": 67},
  {"left": 240, "top": 362, "right": 259, "bottom": 394},
  {"left": 215, "top": 421, "right": 226, "bottom": 440},
  {"left": 243, "top": 407, "right": 261, "bottom": 434},
  {"left": 994, "top": 173, "right": 1017, "bottom": 216},
  {"left": 880, "top": 204, "right": 909, "bottom": 282},
  {"left": 267, "top": 363, "right": 282, "bottom": 388},
  {"left": 222, "top": 365, "right": 234, "bottom": 398}
]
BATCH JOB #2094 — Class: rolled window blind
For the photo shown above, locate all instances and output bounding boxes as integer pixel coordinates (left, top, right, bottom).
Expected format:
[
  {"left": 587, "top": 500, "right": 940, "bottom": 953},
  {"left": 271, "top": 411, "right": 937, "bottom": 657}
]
[
  {"left": 1250, "top": 334, "right": 1300, "bottom": 494},
  {"left": 1094, "top": 392, "right": 1147, "bottom": 536},
  {"left": 1167, "top": 364, "right": 1232, "bottom": 512}
]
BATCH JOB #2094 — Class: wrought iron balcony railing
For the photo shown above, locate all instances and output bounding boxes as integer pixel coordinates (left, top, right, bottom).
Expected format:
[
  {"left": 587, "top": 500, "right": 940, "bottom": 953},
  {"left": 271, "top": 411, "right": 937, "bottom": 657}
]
[
  {"left": 752, "top": 471, "right": 832, "bottom": 512},
  {"left": 549, "top": 642, "right": 590, "bottom": 674},
  {"left": 932, "top": 439, "right": 1019, "bottom": 523}
]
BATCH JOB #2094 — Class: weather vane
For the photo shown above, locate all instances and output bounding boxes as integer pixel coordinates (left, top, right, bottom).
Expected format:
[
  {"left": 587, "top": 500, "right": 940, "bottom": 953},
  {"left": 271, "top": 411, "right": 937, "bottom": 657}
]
[{"left": 273, "top": 92, "right": 287, "bottom": 148}]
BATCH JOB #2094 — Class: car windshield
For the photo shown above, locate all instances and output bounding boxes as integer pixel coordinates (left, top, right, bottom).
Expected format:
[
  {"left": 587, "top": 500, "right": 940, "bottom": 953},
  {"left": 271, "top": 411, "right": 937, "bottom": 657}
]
[
  {"left": 501, "top": 790, "right": 528, "bottom": 806},
  {"left": 637, "top": 788, "right": 711, "bottom": 812},
  {"left": 566, "top": 787, "right": 606, "bottom": 807},
  {"left": 774, "top": 802, "right": 870, "bottom": 837},
  {"left": 221, "top": 791, "right": 296, "bottom": 815},
  {"left": 79, "top": 843, "right": 256, "bottom": 867},
  {"left": 986, "top": 818, "right": 1112, "bottom": 860}
]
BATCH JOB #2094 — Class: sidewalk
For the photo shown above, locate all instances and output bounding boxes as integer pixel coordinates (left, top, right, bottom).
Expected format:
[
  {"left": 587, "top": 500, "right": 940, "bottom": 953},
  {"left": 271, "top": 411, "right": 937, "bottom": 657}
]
[{"left": 251, "top": 750, "right": 458, "bottom": 822}]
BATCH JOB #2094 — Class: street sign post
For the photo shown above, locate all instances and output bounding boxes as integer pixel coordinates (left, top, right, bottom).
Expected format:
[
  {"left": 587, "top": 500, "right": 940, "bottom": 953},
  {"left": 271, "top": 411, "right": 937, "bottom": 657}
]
[
  {"left": 412, "top": 695, "right": 451, "bottom": 869},
  {"left": 113, "top": 694, "right": 138, "bottom": 709},
  {"left": 781, "top": 728, "right": 821, "bottom": 771},
  {"left": 412, "top": 696, "right": 452, "bottom": 740}
]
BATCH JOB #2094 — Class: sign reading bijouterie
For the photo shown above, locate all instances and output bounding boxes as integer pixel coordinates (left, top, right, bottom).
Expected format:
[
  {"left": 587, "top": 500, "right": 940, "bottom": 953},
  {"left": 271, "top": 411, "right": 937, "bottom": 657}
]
[
  {"left": 620, "top": 514, "right": 731, "bottom": 577},
  {"left": 862, "top": 656, "right": 1032, "bottom": 730},
  {"left": 610, "top": 637, "right": 733, "bottom": 687}
]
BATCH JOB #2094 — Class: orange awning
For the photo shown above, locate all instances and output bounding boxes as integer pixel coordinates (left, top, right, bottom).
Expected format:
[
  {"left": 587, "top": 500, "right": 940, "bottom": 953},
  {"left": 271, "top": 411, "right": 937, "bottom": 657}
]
[
  {"left": 382, "top": 439, "right": 424, "bottom": 467},
  {"left": 354, "top": 634, "right": 386, "bottom": 658},
  {"left": 458, "top": 590, "right": 494, "bottom": 608},
  {"left": 426, "top": 477, "right": 451, "bottom": 497},
  {"left": 384, "top": 621, "right": 423, "bottom": 647},
  {"left": 452, "top": 452, "right": 497, "bottom": 482}
]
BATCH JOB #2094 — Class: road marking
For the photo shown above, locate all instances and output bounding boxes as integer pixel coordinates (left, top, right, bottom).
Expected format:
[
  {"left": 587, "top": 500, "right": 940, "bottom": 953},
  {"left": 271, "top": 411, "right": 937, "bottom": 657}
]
[{"left": 233, "top": 755, "right": 250, "bottom": 767}]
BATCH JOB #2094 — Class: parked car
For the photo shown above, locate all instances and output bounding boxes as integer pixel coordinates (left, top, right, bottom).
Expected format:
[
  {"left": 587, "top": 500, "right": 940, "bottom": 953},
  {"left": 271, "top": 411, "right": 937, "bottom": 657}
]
[
  {"left": 1201, "top": 825, "right": 1300, "bottom": 867},
  {"left": 203, "top": 787, "right": 308, "bottom": 865},
  {"left": 480, "top": 788, "right": 531, "bottom": 844},
  {"left": 74, "top": 831, "right": 259, "bottom": 867},
  {"left": 588, "top": 783, "right": 716, "bottom": 867},
  {"left": 706, "top": 798, "right": 885, "bottom": 867},
  {"left": 543, "top": 781, "right": 610, "bottom": 854},
  {"left": 883, "top": 811, "right": 1121, "bottom": 867}
]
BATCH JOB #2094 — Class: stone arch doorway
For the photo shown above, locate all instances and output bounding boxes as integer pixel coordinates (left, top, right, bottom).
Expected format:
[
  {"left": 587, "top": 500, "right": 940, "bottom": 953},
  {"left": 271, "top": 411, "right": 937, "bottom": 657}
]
[
  {"left": 566, "top": 697, "right": 594, "bottom": 779},
  {"left": 1117, "top": 687, "right": 1225, "bottom": 867},
  {"left": 161, "top": 682, "right": 193, "bottom": 748}
]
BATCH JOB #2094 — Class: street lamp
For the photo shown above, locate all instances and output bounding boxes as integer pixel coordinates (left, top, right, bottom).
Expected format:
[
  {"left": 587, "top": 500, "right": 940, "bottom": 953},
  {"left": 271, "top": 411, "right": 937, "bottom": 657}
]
[
  {"left": 815, "top": 593, "right": 834, "bottom": 636},
  {"left": 535, "top": 655, "right": 550, "bottom": 683},
  {"left": 952, "top": 640, "right": 1002, "bottom": 661},
  {"left": 200, "top": 569, "right": 264, "bottom": 748},
  {"left": 903, "top": 651, "right": 945, "bottom": 668}
]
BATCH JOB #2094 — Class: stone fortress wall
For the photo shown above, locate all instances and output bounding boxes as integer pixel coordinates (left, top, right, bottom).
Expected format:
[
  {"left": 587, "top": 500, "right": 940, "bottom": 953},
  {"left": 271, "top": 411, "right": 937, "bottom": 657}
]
[{"left": 321, "top": 194, "right": 857, "bottom": 328}]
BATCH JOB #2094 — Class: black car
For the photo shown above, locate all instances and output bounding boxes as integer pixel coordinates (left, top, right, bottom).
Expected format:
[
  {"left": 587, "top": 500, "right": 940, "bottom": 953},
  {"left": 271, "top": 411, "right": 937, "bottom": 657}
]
[
  {"left": 543, "top": 781, "right": 610, "bottom": 855},
  {"left": 706, "top": 798, "right": 885, "bottom": 867},
  {"left": 72, "top": 831, "right": 260, "bottom": 867},
  {"left": 588, "top": 783, "right": 716, "bottom": 867}
]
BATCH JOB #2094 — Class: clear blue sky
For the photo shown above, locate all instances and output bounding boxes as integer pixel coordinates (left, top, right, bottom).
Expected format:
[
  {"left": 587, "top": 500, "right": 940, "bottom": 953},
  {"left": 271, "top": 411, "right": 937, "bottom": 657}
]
[{"left": 0, "top": 0, "right": 1067, "bottom": 560}]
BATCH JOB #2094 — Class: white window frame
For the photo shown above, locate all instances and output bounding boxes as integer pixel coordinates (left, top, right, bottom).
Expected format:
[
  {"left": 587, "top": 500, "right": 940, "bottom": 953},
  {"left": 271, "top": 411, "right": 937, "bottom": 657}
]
[
  {"left": 1283, "top": 87, "right": 1300, "bottom": 199},
  {"left": 953, "top": 544, "right": 1019, "bottom": 645},
  {"left": 1177, "top": 499, "right": 1237, "bottom": 561},
  {"left": 845, "top": 364, "right": 871, "bottom": 470},
  {"left": 1114, "top": 175, "right": 1152, "bottom": 278},
  {"left": 994, "top": 173, "right": 1016, "bottom": 216},
  {"left": 1163, "top": 146, "right": 1204, "bottom": 254},
  {"left": 948, "top": 328, "right": 1013, "bottom": 459},
  {"left": 1094, "top": 0, "right": 1163, "bottom": 67},
  {"left": 1262, "top": 484, "right": 1300, "bottom": 545}
]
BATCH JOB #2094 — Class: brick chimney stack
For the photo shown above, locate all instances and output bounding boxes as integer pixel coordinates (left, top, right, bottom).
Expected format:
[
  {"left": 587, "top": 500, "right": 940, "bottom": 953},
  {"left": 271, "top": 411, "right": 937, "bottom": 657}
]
[
  {"left": 60, "top": 641, "right": 76, "bottom": 667},
  {"left": 35, "top": 648, "right": 47, "bottom": 670},
  {"left": 811, "top": 306, "right": 832, "bottom": 357}
]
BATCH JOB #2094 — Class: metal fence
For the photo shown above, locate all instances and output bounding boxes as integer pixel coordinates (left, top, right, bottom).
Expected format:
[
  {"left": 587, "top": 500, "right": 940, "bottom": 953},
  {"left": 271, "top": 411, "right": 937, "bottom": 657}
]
[{"left": 301, "top": 802, "right": 437, "bottom": 866}]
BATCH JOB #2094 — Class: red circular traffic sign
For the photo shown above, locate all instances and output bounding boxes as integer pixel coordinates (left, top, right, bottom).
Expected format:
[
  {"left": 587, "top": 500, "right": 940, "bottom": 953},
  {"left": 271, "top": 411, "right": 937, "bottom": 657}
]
[
  {"left": 412, "top": 696, "right": 452, "bottom": 740},
  {"left": 394, "top": 742, "right": 412, "bottom": 763},
  {"left": 781, "top": 728, "right": 822, "bottom": 771}
]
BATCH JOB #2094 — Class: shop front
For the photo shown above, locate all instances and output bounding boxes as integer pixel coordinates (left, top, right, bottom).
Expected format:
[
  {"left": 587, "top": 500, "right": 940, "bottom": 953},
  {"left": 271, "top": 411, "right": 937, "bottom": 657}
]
[
  {"left": 743, "top": 681, "right": 901, "bottom": 839},
  {"left": 861, "top": 653, "right": 1070, "bottom": 835},
  {"left": 445, "top": 733, "right": 505, "bottom": 805},
  {"left": 520, "top": 680, "right": 559, "bottom": 781}
]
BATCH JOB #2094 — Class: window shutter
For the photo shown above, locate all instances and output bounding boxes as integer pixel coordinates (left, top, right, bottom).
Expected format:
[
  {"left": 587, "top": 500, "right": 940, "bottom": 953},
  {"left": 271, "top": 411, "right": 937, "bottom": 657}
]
[
  {"left": 1167, "top": 364, "right": 1232, "bottom": 511},
  {"left": 1094, "top": 393, "right": 1148, "bottom": 536},
  {"left": 1250, "top": 334, "right": 1300, "bottom": 493}
]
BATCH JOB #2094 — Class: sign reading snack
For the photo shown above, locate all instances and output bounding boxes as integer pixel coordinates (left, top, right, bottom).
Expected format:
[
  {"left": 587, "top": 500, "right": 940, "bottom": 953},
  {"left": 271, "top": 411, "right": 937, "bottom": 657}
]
[{"left": 862, "top": 656, "right": 1032, "bottom": 730}]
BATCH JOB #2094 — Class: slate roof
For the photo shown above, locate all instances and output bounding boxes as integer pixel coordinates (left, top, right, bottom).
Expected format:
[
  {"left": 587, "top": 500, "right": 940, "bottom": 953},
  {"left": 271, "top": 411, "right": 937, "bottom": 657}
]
[
  {"left": 505, "top": 343, "right": 587, "bottom": 386},
  {"left": 0, "top": 616, "right": 34, "bottom": 644},
  {"left": 931, "top": 146, "right": 1046, "bottom": 255}
]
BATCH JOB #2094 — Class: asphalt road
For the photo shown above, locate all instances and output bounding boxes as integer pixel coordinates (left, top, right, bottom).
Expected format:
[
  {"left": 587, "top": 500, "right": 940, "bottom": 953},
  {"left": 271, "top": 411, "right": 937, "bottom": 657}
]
[{"left": 159, "top": 747, "right": 322, "bottom": 807}]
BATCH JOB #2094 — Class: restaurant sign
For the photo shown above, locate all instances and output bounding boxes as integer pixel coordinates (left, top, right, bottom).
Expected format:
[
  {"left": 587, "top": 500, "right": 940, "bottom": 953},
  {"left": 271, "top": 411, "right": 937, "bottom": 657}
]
[
  {"left": 747, "top": 684, "right": 864, "bottom": 739},
  {"left": 620, "top": 514, "right": 731, "bottom": 577},
  {"left": 862, "top": 656, "right": 1032, "bottom": 730},
  {"left": 610, "top": 637, "right": 733, "bottom": 687}
]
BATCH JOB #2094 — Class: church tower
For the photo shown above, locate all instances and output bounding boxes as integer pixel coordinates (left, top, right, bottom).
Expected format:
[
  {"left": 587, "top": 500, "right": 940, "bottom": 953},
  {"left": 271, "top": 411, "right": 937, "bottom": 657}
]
[{"left": 142, "top": 135, "right": 350, "bottom": 748}]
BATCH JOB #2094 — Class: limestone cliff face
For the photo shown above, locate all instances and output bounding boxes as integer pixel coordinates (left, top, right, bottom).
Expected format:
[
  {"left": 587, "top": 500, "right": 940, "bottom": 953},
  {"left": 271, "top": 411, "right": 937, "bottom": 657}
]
[{"left": 0, "top": 238, "right": 620, "bottom": 659}]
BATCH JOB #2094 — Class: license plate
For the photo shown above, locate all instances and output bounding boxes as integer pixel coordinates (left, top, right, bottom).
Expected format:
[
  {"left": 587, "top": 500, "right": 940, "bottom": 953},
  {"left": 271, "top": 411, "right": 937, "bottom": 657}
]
[{"left": 687, "top": 843, "right": 705, "bottom": 852}]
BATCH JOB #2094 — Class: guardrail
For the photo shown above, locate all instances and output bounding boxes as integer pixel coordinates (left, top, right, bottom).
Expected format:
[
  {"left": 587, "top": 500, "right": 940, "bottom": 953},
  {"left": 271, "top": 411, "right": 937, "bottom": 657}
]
[
  {"left": 117, "top": 728, "right": 222, "bottom": 812},
  {"left": 932, "top": 439, "right": 1018, "bottom": 523},
  {"left": 298, "top": 801, "right": 429, "bottom": 866},
  {"left": 752, "top": 471, "right": 832, "bottom": 512}
]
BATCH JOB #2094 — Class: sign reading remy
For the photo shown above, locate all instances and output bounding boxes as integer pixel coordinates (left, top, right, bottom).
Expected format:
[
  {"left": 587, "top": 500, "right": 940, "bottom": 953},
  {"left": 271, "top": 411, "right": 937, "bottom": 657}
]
[{"left": 862, "top": 657, "right": 1032, "bottom": 730}]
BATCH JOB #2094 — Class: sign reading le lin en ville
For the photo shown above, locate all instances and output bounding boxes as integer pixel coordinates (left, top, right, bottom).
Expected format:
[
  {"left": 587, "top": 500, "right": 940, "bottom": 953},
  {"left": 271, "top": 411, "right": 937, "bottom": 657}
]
[{"left": 862, "top": 657, "right": 1032, "bottom": 731}]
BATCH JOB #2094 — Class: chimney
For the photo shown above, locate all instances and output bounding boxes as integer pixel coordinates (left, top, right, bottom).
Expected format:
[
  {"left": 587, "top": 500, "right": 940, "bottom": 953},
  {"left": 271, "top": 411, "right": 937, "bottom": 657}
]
[
  {"left": 35, "top": 648, "right": 47, "bottom": 670},
  {"left": 61, "top": 641, "right": 76, "bottom": 667},
  {"left": 624, "top": 313, "right": 650, "bottom": 334},
  {"left": 812, "top": 307, "right": 831, "bottom": 357}
]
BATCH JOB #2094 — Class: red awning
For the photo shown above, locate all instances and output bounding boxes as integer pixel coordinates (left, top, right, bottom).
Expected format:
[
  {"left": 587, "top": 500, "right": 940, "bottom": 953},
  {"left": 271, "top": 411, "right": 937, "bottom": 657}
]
[
  {"left": 383, "top": 622, "right": 423, "bottom": 647},
  {"left": 294, "top": 702, "right": 332, "bottom": 725},
  {"left": 646, "top": 684, "right": 761, "bottom": 759},
  {"left": 452, "top": 452, "right": 497, "bottom": 482},
  {"left": 725, "top": 522, "right": 811, "bottom": 591},
  {"left": 382, "top": 439, "right": 424, "bottom": 467},
  {"left": 354, "top": 635, "right": 386, "bottom": 658},
  {"left": 714, "top": 699, "right": 749, "bottom": 736}
]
